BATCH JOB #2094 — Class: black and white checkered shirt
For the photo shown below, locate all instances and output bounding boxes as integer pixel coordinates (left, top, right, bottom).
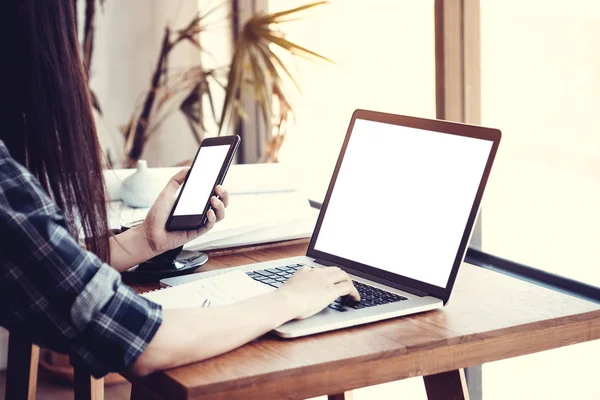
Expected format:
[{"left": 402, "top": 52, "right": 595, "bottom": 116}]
[{"left": 0, "top": 141, "right": 162, "bottom": 378}]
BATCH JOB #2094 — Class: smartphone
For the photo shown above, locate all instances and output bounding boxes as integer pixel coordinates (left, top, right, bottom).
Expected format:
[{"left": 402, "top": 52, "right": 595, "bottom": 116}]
[{"left": 165, "top": 135, "right": 240, "bottom": 231}]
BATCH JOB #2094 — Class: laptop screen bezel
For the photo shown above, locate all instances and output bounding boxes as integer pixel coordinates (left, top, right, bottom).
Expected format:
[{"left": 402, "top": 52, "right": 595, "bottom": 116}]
[{"left": 306, "top": 109, "right": 501, "bottom": 304}]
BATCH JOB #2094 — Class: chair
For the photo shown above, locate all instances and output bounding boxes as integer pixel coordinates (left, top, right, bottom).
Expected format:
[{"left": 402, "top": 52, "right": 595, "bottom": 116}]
[
  {"left": 5, "top": 333, "right": 38, "bottom": 400},
  {"left": 5, "top": 332, "right": 103, "bottom": 400}
]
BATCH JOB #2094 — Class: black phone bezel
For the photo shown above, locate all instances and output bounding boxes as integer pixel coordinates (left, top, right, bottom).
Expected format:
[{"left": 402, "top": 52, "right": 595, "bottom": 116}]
[{"left": 165, "top": 135, "right": 240, "bottom": 232}]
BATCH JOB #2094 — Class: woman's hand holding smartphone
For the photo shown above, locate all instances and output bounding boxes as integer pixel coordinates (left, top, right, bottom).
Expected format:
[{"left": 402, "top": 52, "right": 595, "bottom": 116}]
[
  {"left": 165, "top": 135, "right": 240, "bottom": 231},
  {"left": 137, "top": 171, "right": 229, "bottom": 258},
  {"left": 127, "top": 135, "right": 238, "bottom": 260}
]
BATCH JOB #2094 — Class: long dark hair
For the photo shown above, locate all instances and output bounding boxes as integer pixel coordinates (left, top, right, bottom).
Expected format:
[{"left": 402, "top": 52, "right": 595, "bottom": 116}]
[{"left": 0, "top": 0, "right": 110, "bottom": 261}]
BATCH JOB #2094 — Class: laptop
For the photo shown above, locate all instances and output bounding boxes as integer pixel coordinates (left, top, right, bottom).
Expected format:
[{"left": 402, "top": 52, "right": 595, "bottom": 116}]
[{"left": 162, "top": 109, "right": 501, "bottom": 338}]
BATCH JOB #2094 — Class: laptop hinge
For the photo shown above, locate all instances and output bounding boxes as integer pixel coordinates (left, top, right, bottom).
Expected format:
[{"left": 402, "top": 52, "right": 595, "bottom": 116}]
[{"left": 314, "top": 258, "right": 430, "bottom": 297}]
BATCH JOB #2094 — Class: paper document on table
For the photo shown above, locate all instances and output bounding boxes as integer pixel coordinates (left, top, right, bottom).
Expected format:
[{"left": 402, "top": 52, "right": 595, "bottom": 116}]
[
  {"left": 108, "top": 191, "right": 317, "bottom": 250},
  {"left": 141, "top": 270, "right": 275, "bottom": 309},
  {"left": 108, "top": 191, "right": 311, "bottom": 231},
  {"left": 186, "top": 216, "right": 316, "bottom": 251},
  {"left": 107, "top": 201, "right": 149, "bottom": 230},
  {"left": 221, "top": 162, "right": 300, "bottom": 194},
  {"left": 192, "top": 191, "right": 310, "bottom": 233}
]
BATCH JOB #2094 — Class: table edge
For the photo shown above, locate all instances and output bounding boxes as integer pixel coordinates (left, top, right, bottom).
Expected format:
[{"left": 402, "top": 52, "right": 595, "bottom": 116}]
[{"left": 141, "top": 308, "right": 600, "bottom": 399}]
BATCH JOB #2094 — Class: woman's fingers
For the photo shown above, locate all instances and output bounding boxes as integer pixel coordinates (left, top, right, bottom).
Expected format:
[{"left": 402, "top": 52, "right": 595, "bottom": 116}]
[
  {"left": 210, "top": 196, "right": 226, "bottom": 221},
  {"left": 202, "top": 209, "right": 217, "bottom": 232},
  {"left": 335, "top": 280, "right": 361, "bottom": 301},
  {"left": 215, "top": 185, "right": 229, "bottom": 208},
  {"left": 322, "top": 267, "right": 360, "bottom": 300},
  {"left": 171, "top": 168, "right": 190, "bottom": 185},
  {"left": 325, "top": 267, "right": 351, "bottom": 284}
]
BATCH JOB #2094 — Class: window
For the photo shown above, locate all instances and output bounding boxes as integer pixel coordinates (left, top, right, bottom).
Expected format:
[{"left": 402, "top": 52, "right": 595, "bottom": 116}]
[
  {"left": 479, "top": 1, "right": 600, "bottom": 399},
  {"left": 263, "top": 2, "right": 600, "bottom": 399},
  {"left": 480, "top": 0, "right": 600, "bottom": 288},
  {"left": 268, "top": 2, "right": 436, "bottom": 398},
  {"left": 268, "top": 0, "right": 436, "bottom": 201}
]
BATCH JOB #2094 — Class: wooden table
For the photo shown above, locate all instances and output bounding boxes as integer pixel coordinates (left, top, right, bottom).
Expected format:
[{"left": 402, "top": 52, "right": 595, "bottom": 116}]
[{"left": 130, "top": 242, "right": 600, "bottom": 400}]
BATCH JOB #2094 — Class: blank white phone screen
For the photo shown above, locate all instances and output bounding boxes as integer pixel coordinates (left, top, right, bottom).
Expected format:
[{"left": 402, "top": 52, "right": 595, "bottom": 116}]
[
  {"left": 173, "top": 144, "right": 230, "bottom": 216},
  {"left": 314, "top": 119, "right": 494, "bottom": 288}
]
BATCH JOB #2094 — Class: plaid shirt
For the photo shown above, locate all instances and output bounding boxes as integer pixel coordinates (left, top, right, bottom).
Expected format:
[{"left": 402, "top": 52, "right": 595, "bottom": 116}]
[{"left": 0, "top": 141, "right": 162, "bottom": 378}]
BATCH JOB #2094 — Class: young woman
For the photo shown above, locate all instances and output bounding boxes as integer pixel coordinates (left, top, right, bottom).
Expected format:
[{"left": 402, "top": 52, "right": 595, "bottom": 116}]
[{"left": 0, "top": 0, "right": 358, "bottom": 377}]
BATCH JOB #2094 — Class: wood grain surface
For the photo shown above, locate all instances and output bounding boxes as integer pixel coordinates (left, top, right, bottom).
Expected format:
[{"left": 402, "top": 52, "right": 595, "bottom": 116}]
[{"left": 130, "top": 243, "right": 600, "bottom": 400}]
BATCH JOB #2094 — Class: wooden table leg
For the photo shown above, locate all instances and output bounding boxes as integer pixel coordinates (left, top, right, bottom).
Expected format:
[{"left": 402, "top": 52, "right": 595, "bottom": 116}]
[
  {"left": 423, "top": 369, "right": 470, "bottom": 400},
  {"left": 5, "top": 334, "right": 39, "bottom": 400},
  {"left": 131, "top": 383, "right": 163, "bottom": 400},
  {"left": 73, "top": 364, "right": 104, "bottom": 400},
  {"left": 328, "top": 392, "right": 353, "bottom": 400}
]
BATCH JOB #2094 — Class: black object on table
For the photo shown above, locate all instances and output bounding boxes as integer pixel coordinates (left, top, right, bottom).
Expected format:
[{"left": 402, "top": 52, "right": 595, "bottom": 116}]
[{"left": 119, "top": 219, "right": 209, "bottom": 283}]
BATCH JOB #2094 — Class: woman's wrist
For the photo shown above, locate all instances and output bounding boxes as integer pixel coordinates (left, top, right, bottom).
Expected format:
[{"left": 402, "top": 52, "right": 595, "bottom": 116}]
[
  {"left": 133, "top": 223, "right": 160, "bottom": 257},
  {"left": 271, "top": 287, "right": 303, "bottom": 322},
  {"left": 135, "top": 222, "right": 160, "bottom": 257},
  {"left": 109, "top": 224, "right": 158, "bottom": 271}
]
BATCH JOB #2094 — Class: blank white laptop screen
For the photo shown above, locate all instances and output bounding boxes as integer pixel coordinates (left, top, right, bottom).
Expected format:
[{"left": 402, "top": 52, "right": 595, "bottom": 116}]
[{"left": 314, "top": 119, "right": 494, "bottom": 288}]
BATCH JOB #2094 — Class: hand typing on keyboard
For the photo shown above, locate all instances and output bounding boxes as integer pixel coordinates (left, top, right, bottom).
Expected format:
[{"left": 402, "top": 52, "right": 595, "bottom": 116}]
[
  {"left": 328, "top": 282, "right": 408, "bottom": 312},
  {"left": 277, "top": 266, "right": 360, "bottom": 320},
  {"left": 247, "top": 266, "right": 409, "bottom": 314}
]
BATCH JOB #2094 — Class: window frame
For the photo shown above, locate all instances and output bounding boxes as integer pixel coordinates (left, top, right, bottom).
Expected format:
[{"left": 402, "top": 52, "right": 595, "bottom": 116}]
[
  {"left": 248, "top": 0, "right": 600, "bottom": 395},
  {"left": 232, "top": 0, "right": 269, "bottom": 164}
]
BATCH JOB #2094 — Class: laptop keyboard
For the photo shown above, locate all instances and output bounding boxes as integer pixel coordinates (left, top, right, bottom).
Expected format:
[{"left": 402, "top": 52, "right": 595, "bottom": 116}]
[{"left": 246, "top": 264, "right": 409, "bottom": 312}]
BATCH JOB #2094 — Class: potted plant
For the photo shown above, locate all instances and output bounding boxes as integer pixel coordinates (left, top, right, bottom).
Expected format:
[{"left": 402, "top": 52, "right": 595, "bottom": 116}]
[{"left": 82, "top": 1, "right": 331, "bottom": 167}]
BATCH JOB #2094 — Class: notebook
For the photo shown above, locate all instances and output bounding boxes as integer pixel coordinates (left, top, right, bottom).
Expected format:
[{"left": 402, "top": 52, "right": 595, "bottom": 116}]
[
  {"left": 108, "top": 191, "right": 318, "bottom": 252},
  {"left": 141, "top": 270, "right": 275, "bottom": 308}
]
